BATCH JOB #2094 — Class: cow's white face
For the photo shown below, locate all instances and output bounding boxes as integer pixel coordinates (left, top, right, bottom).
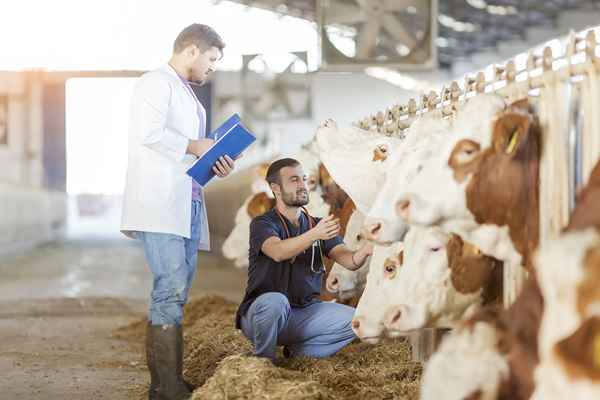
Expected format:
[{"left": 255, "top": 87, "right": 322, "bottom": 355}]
[
  {"left": 421, "top": 321, "right": 510, "bottom": 400},
  {"left": 326, "top": 208, "right": 370, "bottom": 300},
  {"left": 365, "top": 116, "right": 449, "bottom": 244},
  {"left": 316, "top": 122, "right": 403, "bottom": 214},
  {"left": 398, "top": 95, "right": 505, "bottom": 228},
  {"left": 352, "top": 242, "right": 404, "bottom": 343},
  {"left": 383, "top": 226, "right": 486, "bottom": 334}
]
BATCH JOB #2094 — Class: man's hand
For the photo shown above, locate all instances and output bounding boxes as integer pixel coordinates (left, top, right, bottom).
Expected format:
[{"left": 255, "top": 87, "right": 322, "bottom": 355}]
[
  {"left": 187, "top": 138, "right": 215, "bottom": 157},
  {"left": 213, "top": 155, "right": 235, "bottom": 178},
  {"left": 311, "top": 215, "right": 340, "bottom": 241}
]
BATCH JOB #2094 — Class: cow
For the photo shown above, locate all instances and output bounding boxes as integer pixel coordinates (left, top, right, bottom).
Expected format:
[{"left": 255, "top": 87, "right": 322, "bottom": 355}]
[
  {"left": 315, "top": 119, "right": 404, "bottom": 214},
  {"left": 531, "top": 160, "right": 600, "bottom": 399},
  {"left": 421, "top": 274, "right": 543, "bottom": 400},
  {"left": 421, "top": 160, "right": 600, "bottom": 400},
  {"left": 325, "top": 204, "right": 369, "bottom": 303},
  {"left": 362, "top": 115, "right": 451, "bottom": 245},
  {"left": 395, "top": 96, "right": 541, "bottom": 274},
  {"left": 351, "top": 226, "right": 502, "bottom": 344},
  {"left": 222, "top": 192, "right": 276, "bottom": 268}
]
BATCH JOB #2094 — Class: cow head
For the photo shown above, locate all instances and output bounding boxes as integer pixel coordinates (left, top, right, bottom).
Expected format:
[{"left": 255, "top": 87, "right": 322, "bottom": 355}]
[
  {"left": 351, "top": 242, "right": 404, "bottom": 344},
  {"left": 325, "top": 206, "right": 370, "bottom": 301},
  {"left": 363, "top": 115, "right": 450, "bottom": 245},
  {"left": 399, "top": 97, "right": 541, "bottom": 269},
  {"left": 382, "top": 226, "right": 502, "bottom": 335},
  {"left": 315, "top": 119, "right": 404, "bottom": 214}
]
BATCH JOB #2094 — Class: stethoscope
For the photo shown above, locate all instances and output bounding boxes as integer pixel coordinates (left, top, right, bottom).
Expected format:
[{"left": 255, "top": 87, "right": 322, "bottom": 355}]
[{"left": 275, "top": 207, "right": 326, "bottom": 274}]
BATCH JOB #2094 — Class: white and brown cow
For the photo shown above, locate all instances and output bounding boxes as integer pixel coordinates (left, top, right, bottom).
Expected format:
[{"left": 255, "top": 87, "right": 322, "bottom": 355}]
[
  {"left": 397, "top": 96, "right": 541, "bottom": 273},
  {"left": 315, "top": 119, "right": 404, "bottom": 215},
  {"left": 363, "top": 114, "right": 451, "bottom": 245},
  {"left": 421, "top": 275, "right": 543, "bottom": 400},
  {"left": 325, "top": 204, "right": 370, "bottom": 303},
  {"left": 422, "top": 160, "right": 600, "bottom": 400},
  {"left": 352, "top": 226, "right": 502, "bottom": 344},
  {"left": 532, "top": 160, "right": 600, "bottom": 399},
  {"left": 222, "top": 191, "right": 275, "bottom": 268}
]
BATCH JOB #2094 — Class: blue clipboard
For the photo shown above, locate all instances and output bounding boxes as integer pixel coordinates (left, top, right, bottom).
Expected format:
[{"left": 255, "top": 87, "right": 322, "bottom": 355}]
[{"left": 186, "top": 114, "right": 256, "bottom": 187}]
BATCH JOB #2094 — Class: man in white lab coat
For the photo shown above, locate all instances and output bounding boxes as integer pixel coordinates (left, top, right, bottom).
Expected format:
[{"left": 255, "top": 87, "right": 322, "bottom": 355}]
[{"left": 121, "top": 24, "right": 235, "bottom": 400}]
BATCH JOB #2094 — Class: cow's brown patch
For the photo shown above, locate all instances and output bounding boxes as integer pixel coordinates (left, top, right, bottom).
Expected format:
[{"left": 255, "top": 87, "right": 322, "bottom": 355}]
[
  {"left": 577, "top": 244, "right": 600, "bottom": 318},
  {"left": 398, "top": 249, "right": 404, "bottom": 266},
  {"left": 554, "top": 316, "right": 600, "bottom": 381},
  {"left": 335, "top": 197, "right": 356, "bottom": 238},
  {"left": 372, "top": 144, "right": 389, "bottom": 162},
  {"left": 447, "top": 234, "right": 503, "bottom": 303},
  {"left": 246, "top": 192, "right": 275, "bottom": 218},
  {"left": 463, "top": 389, "right": 482, "bottom": 400},
  {"left": 460, "top": 276, "right": 544, "bottom": 400},
  {"left": 448, "top": 139, "right": 482, "bottom": 183},
  {"left": 566, "top": 160, "right": 600, "bottom": 232},
  {"left": 462, "top": 102, "right": 541, "bottom": 271}
]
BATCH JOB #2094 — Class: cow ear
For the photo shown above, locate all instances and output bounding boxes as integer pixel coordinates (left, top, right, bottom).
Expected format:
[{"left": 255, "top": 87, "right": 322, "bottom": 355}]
[
  {"left": 448, "top": 234, "right": 495, "bottom": 294},
  {"left": 492, "top": 111, "right": 531, "bottom": 156},
  {"left": 398, "top": 250, "right": 404, "bottom": 266},
  {"left": 318, "top": 163, "right": 330, "bottom": 187},
  {"left": 446, "top": 234, "right": 464, "bottom": 267}
]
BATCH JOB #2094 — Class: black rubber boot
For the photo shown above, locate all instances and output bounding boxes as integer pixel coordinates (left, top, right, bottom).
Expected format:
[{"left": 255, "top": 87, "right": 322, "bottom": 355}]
[
  {"left": 146, "top": 322, "right": 159, "bottom": 400},
  {"left": 174, "top": 325, "right": 195, "bottom": 392},
  {"left": 152, "top": 325, "right": 192, "bottom": 400}
]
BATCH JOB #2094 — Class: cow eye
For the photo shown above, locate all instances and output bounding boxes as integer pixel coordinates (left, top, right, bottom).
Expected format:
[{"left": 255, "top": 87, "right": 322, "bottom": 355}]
[
  {"left": 430, "top": 246, "right": 442, "bottom": 252},
  {"left": 383, "top": 261, "right": 397, "bottom": 279}
]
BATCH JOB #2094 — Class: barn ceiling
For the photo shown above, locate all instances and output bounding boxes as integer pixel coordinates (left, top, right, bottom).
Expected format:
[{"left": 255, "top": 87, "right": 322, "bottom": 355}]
[{"left": 223, "top": 0, "right": 600, "bottom": 69}]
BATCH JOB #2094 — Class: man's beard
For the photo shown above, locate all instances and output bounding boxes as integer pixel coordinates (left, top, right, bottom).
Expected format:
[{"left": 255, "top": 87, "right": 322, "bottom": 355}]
[
  {"left": 281, "top": 189, "right": 309, "bottom": 207},
  {"left": 188, "top": 67, "right": 207, "bottom": 86}
]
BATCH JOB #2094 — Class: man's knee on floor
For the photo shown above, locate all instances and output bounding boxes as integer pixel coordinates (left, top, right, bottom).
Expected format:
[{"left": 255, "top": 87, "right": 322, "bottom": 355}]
[{"left": 253, "top": 292, "right": 290, "bottom": 319}]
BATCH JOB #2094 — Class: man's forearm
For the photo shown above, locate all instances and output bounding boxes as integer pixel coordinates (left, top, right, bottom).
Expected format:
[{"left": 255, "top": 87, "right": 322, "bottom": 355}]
[
  {"left": 332, "top": 246, "right": 369, "bottom": 271},
  {"left": 267, "top": 231, "right": 318, "bottom": 262}
]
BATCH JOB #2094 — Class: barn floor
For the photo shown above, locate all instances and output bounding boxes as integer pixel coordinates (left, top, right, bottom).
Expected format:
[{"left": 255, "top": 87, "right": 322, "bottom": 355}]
[
  {"left": 0, "top": 236, "right": 421, "bottom": 399},
  {"left": 0, "top": 237, "right": 247, "bottom": 400}
]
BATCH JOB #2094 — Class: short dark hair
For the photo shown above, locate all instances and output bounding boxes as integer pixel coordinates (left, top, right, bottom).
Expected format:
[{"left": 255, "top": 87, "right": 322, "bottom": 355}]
[
  {"left": 265, "top": 158, "right": 300, "bottom": 186},
  {"left": 173, "top": 24, "right": 225, "bottom": 56}
]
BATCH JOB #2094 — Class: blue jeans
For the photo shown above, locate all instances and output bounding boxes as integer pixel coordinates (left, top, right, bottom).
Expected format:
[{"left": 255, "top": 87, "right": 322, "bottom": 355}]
[
  {"left": 240, "top": 292, "right": 356, "bottom": 359},
  {"left": 138, "top": 200, "right": 202, "bottom": 325}
]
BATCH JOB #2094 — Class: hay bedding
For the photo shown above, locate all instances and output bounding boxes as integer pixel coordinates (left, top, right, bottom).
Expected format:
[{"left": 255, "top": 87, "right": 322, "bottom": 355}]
[{"left": 115, "top": 295, "right": 421, "bottom": 399}]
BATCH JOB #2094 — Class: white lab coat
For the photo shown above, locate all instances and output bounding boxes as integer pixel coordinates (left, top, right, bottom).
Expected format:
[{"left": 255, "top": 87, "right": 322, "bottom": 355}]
[{"left": 120, "top": 64, "right": 211, "bottom": 251}]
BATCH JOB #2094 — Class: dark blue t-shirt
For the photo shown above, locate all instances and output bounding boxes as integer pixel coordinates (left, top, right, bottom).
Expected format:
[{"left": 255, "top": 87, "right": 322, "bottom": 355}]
[{"left": 235, "top": 208, "right": 344, "bottom": 328}]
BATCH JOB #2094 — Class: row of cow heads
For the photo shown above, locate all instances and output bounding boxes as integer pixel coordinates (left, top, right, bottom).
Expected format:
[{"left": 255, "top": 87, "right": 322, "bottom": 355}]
[
  {"left": 352, "top": 225, "right": 503, "bottom": 342},
  {"left": 421, "top": 158, "right": 600, "bottom": 400},
  {"left": 315, "top": 95, "right": 541, "bottom": 349}
]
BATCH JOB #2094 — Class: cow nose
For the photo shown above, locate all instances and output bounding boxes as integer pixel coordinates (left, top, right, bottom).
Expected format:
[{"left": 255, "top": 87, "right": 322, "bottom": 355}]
[
  {"left": 326, "top": 274, "right": 340, "bottom": 293},
  {"left": 361, "top": 222, "right": 382, "bottom": 242},
  {"left": 396, "top": 199, "right": 410, "bottom": 220},
  {"left": 384, "top": 305, "right": 409, "bottom": 330}
]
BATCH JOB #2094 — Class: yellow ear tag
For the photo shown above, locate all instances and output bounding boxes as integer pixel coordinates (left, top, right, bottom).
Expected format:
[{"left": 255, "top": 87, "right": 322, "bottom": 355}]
[
  {"left": 505, "top": 129, "right": 520, "bottom": 155},
  {"left": 593, "top": 333, "right": 600, "bottom": 369}
]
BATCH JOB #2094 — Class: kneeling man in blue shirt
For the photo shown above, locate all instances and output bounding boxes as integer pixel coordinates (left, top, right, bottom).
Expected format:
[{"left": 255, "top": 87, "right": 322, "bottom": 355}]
[{"left": 235, "top": 157, "right": 373, "bottom": 361}]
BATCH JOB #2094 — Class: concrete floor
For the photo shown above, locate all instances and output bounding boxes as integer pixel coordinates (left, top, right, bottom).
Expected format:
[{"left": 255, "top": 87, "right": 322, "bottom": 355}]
[{"left": 0, "top": 236, "right": 248, "bottom": 400}]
